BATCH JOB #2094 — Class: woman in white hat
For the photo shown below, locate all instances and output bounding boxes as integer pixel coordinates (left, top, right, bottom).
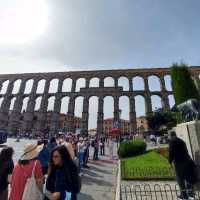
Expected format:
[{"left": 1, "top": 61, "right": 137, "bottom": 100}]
[{"left": 9, "top": 143, "right": 44, "bottom": 200}]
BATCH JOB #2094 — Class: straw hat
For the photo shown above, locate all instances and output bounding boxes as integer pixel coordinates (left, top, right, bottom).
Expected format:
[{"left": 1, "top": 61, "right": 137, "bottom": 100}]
[{"left": 20, "top": 143, "right": 44, "bottom": 160}]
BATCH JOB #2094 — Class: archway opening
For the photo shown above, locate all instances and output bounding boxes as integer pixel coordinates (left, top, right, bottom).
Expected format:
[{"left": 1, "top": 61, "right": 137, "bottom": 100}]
[{"left": 132, "top": 76, "right": 144, "bottom": 91}]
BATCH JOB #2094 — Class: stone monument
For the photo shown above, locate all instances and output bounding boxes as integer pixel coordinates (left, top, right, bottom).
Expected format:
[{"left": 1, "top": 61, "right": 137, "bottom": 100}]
[{"left": 175, "top": 120, "right": 200, "bottom": 187}]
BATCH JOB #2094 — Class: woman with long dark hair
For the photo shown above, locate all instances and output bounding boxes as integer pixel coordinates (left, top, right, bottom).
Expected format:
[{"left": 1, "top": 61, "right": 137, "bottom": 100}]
[
  {"left": 0, "top": 147, "right": 14, "bottom": 200},
  {"left": 45, "top": 145, "right": 81, "bottom": 200}
]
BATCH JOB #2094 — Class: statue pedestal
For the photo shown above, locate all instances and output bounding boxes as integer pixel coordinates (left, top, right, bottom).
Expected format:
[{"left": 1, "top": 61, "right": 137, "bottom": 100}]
[
  {"left": 175, "top": 120, "right": 200, "bottom": 188},
  {"left": 175, "top": 120, "right": 200, "bottom": 161}
]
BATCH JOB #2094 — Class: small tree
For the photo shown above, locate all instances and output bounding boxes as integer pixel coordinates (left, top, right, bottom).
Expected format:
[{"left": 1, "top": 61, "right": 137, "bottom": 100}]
[
  {"left": 170, "top": 63, "right": 200, "bottom": 105},
  {"left": 146, "top": 109, "right": 177, "bottom": 131}
]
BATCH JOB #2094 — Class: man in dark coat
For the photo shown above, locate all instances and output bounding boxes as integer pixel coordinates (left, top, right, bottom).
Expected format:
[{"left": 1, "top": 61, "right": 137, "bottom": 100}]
[{"left": 169, "top": 131, "right": 197, "bottom": 200}]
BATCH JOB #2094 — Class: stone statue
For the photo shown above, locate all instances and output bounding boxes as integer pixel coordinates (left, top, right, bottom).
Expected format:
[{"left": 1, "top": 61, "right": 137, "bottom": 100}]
[{"left": 174, "top": 99, "right": 200, "bottom": 122}]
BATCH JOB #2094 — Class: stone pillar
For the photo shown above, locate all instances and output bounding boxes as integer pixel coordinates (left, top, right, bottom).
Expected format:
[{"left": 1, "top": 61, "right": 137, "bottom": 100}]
[
  {"left": 67, "top": 96, "right": 75, "bottom": 132},
  {"left": 160, "top": 76, "right": 166, "bottom": 92},
  {"left": 144, "top": 77, "right": 152, "bottom": 115},
  {"left": 71, "top": 79, "right": 76, "bottom": 92},
  {"left": 22, "top": 79, "right": 38, "bottom": 133},
  {"left": 8, "top": 80, "right": 26, "bottom": 133},
  {"left": 113, "top": 96, "right": 120, "bottom": 125},
  {"left": 0, "top": 80, "right": 3, "bottom": 92},
  {"left": 161, "top": 93, "right": 170, "bottom": 110},
  {"left": 129, "top": 95, "right": 137, "bottom": 134},
  {"left": 36, "top": 80, "right": 50, "bottom": 134},
  {"left": 81, "top": 96, "right": 89, "bottom": 135},
  {"left": 85, "top": 78, "right": 90, "bottom": 88},
  {"left": 49, "top": 79, "right": 63, "bottom": 136},
  {"left": 0, "top": 81, "right": 14, "bottom": 130},
  {"left": 97, "top": 96, "right": 104, "bottom": 136},
  {"left": 99, "top": 78, "right": 104, "bottom": 88},
  {"left": 114, "top": 78, "right": 118, "bottom": 88},
  {"left": 129, "top": 77, "right": 133, "bottom": 91}
]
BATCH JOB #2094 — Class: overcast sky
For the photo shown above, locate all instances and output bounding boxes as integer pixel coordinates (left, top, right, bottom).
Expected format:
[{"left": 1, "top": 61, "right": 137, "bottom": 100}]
[
  {"left": 1, "top": 0, "right": 200, "bottom": 74},
  {"left": 0, "top": 0, "right": 199, "bottom": 128}
]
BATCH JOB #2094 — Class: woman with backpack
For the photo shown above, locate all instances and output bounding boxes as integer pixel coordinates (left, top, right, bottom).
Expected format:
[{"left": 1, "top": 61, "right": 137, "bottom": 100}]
[
  {"left": 45, "top": 145, "right": 81, "bottom": 200},
  {"left": 0, "top": 147, "right": 14, "bottom": 200},
  {"left": 9, "top": 143, "right": 44, "bottom": 200}
]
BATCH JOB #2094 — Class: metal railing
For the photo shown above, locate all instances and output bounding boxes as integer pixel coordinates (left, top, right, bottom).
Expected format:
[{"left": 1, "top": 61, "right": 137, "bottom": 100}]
[{"left": 120, "top": 184, "right": 200, "bottom": 200}]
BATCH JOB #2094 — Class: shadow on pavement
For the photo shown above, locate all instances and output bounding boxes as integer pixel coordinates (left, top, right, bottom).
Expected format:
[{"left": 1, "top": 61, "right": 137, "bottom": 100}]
[
  {"left": 78, "top": 193, "right": 95, "bottom": 200},
  {"left": 82, "top": 175, "right": 113, "bottom": 187},
  {"left": 89, "top": 165, "right": 111, "bottom": 174}
]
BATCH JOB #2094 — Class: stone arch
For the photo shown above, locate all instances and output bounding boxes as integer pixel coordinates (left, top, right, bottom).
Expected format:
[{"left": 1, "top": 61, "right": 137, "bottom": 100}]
[
  {"left": 47, "top": 96, "right": 56, "bottom": 111},
  {"left": 0, "top": 97, "right": 4, "bottom": 108},
  {"left": 132, "top": 76, "right": 144, "bottom": 91},
  {"left": 9, "top": 97, "right": 16, "bottom": 111},
  {"left": 148, "top": 75, "right": 161, "bottom": 91},
  {"left": 164, "top": 75, "right": 172, "bottom": 91},
  {"left": 21, "top": 97, "right": 29, "bottom": 112},
  {"left": 168, "top": 94, "right": 175, "bottom": 108},
  {"left": 12, "top": 79, "right": 21, "bottom": 94},
  {"left": 89, "top": 77, "right": 99, "bottom": 87},
  {"left": 36, "top": 79, "right": 46, "bottom": 94},
  {"left": 0, "top": 80, "right": 9, "bottom": 94},
  {"left": 119, "top": 95, "right": 130, "bottom": 120},
  {"left": 119, "top": 96, "right": 130, "bottom": 135},
  {"left": 62, "top": 78, "right": 72, "bottom": 92},
  {"left": 104, "top": 77, "right": 114, "bottom": 87},
  {"left": 60, "top": 96, "right": 70, "bottom": 114},
  {"left": 151, "top": 95, "right": 162, "bottom": 111},
  {"left": 49, "top": 79, "right": 59, "bottom": 93},
  {"left": 134, "top": 95, "right": 145, "bottom": 117},
  {"left": 76, "top": 78, "right": 86, "bottom": 92},
  {"left": 118, "top": 77, "right": 129, "bottom": 91},
  {"left": 24, "top": 79, "right": 34, "bottom": 94},
  {"left": 88, "top": 96, "right": 98, "bottom": 130},
  {"left": 74, "top": 96, "right": 84, "bottom": 117},
  {"left": 103, "top": 96, "right": 114, "bottom": 135},
  {"left": 34, "top": 96, "right": 42, "bottom": 111}
]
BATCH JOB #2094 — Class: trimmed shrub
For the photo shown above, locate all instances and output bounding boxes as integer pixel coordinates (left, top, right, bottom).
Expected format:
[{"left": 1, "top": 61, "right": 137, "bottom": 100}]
[
  {"left": 118, "top": 139, "right": 147, "bottom": 158},
  {"left": 170, "top": 63, "right": 200, "bottom": 105}
]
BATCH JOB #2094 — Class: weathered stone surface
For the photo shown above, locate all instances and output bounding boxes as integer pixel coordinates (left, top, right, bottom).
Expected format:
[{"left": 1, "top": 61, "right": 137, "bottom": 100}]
[{"left": 0, "top": 66, "right": 199, "bottom": 135}]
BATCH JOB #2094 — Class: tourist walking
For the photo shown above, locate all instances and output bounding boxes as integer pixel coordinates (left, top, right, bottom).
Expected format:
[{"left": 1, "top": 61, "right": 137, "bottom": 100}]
[
  {"left": 100, "top": 138, "right": 105, "bottom": 156},
  {"left": 47, "top": 137, "right": 57, "bottom": 153},
  {"left": 37, "top": 139, "right": 50, "bottom": 175},
  {"left": 77, "top": 137, "right": 85, "bottom": 170},
  {"left": 93, "top": 138, "right": 99, "bottom": 160},
  {"left": 45, "top": 145, "right": 81, "bottom": 200},
  {"left": 83, "top": 137, "right": 90, "bottom": 168},
  {"left": 64, "top": 135, "right": 75, "bottom": 160},
  {"left": 168, "top": 131, "right": 197, "bottom": 200},
  {"left": 9, "top": 143, "right": 43, "bottom": 200},
  {"left": 0, "top": 147, "right": 14, "bottom": 200},
  {"left": 107, "top": 137, "right": 114, "bottom": 159}
]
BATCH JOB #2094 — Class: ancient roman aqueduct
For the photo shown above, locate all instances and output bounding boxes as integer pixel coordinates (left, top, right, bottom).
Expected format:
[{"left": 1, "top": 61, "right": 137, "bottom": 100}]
[{"left": 0, "top": 66, "right": 200, "bottom": 136}]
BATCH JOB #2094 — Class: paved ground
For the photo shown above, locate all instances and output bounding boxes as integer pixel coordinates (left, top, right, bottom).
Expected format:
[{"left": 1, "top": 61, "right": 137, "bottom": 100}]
[
  {"left": 79, "top": 156, "right": 118, "bottom": 200},
  {"left": 2, "top": 138, "right": 118, "bottom": 200}
]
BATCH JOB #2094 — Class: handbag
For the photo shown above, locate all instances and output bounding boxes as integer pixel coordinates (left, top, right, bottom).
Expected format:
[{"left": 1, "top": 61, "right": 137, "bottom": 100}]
[
  {"left": 65, "top": 192, "right": 72, "bottom": 200},
  {"left": 22, "top": 161, "right": 44, "bottom": 200}
]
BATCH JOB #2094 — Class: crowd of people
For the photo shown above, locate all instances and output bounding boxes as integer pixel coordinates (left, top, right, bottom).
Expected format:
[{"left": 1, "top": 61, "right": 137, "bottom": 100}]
[{"left": 0, "top": 133, "right": 116, "bottom": 200}]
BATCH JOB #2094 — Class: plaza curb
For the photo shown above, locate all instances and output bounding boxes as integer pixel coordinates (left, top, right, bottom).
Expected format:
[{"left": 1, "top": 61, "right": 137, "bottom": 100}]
[{"left": 115, "top": 160, "right": 121, "bottom": 200}]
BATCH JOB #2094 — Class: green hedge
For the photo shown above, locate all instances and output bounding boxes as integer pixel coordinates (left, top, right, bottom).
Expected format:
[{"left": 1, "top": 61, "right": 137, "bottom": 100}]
[{"left": 118, "top": 139, "right": 147, "bottom": 158}]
